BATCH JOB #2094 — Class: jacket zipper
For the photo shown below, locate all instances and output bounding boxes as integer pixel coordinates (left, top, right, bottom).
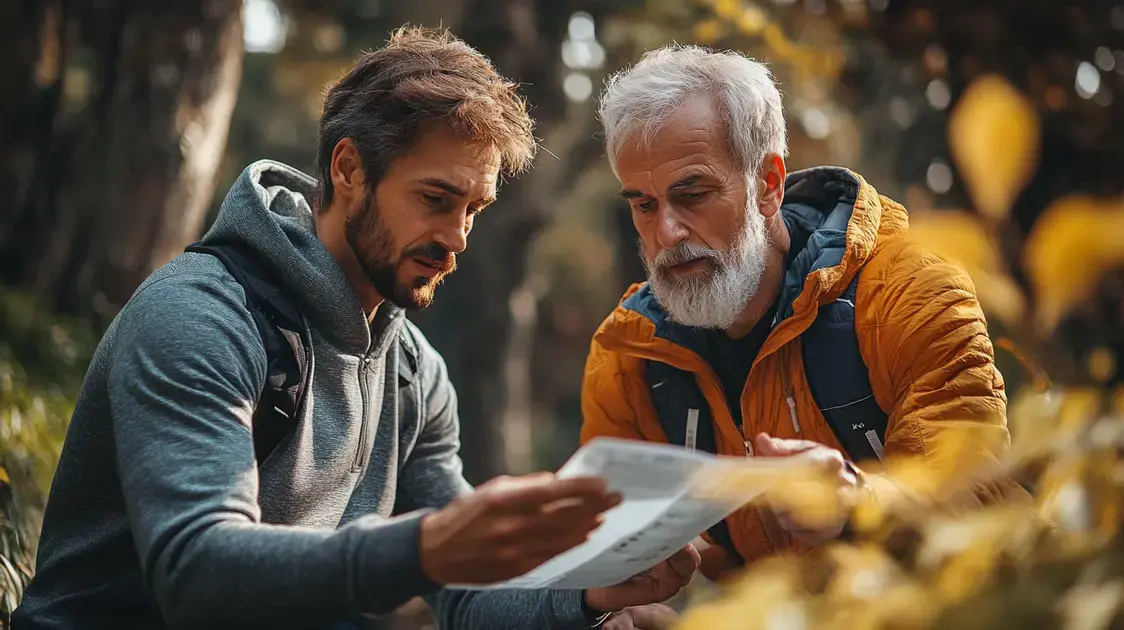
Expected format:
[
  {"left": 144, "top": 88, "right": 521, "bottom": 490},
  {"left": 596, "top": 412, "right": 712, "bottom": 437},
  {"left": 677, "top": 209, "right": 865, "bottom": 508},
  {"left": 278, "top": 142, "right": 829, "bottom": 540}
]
[
  {"left": 353, "top": 356, "right": 371, "bottom": 472},
  {"left": 780, "top": 346, "right": 801, "bottom": 433},
  {"left": 599, "top": 328, "right": 808, "bottom": 554},
  {"left": 740, "top": 413, "right": 784, "bottom": 551}
]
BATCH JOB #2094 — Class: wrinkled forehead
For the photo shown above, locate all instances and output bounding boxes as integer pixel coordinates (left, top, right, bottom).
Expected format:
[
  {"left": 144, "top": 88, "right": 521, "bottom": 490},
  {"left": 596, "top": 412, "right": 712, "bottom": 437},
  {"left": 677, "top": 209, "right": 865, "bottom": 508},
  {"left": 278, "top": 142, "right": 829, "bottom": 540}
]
[
  {"left": 610, "top": 94, "right": 736, "bottom": 182},
  {"left": 394, "top": 128, "right": 502, "bottom": 199}
]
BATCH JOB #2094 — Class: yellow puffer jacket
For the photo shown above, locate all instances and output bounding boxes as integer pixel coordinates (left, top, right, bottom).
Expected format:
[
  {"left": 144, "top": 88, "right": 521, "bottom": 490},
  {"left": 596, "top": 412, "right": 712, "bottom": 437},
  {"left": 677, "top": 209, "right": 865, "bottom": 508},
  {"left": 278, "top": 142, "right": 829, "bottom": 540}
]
[{"left": 579, "top": 167, "right": 1025, "bottom": 576}]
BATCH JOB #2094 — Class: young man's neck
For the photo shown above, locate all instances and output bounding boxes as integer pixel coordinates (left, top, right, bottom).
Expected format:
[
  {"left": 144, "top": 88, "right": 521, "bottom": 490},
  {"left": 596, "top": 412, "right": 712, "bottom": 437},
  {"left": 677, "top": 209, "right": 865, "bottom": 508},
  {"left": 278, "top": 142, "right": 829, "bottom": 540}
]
[
  {"left": 314, "top": 200, "right": 384, "bottom": 323},
  {"left": 724, "top": 215, "right": 790, "bottom": 340}
]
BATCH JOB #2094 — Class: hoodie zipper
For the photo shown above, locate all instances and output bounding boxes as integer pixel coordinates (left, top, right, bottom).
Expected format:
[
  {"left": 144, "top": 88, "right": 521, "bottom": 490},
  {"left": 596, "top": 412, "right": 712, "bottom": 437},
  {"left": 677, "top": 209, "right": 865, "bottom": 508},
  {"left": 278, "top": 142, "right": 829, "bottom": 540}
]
[{"left": 353, "top": 355, "right": 372, "bottom": 472}]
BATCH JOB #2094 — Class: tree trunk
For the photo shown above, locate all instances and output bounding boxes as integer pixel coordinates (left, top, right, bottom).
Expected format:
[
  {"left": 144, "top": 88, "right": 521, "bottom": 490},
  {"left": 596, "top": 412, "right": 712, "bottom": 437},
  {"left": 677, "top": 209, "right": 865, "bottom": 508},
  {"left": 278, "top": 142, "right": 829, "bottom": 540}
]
[
  {"left": 407, "top": 0, "right": 579, "bottom": 484},
  {"left": 0, "top": 0, "right": 243, "bottom": 318}
]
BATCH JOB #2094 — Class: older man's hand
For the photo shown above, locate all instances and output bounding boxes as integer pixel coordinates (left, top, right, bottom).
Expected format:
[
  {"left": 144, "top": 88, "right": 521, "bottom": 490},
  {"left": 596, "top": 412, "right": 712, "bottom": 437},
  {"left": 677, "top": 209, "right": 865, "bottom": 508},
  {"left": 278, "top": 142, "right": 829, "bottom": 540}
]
[
  {"left": 603, "top": 603, "right": 680, "bottom": 630},
  {"left": 753, "top": 433, "right": 862, "bottom": 546},
  {"left": 583, "top": 544, "right": 700, "bottom": 615}
]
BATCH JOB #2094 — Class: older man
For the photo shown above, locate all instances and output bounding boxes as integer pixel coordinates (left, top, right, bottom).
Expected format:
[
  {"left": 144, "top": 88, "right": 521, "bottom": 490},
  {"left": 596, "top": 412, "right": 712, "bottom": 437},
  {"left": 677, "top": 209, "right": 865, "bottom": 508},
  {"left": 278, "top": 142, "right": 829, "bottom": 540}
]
[{"left": 580, "top": 44, "right": 1025, "bottom": 583}]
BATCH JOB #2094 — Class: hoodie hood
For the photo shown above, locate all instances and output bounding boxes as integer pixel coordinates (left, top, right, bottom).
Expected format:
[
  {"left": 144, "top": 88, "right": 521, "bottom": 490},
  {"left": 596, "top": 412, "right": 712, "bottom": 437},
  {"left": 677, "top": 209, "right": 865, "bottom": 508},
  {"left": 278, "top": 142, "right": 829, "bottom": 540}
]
[{"left": 200, "top": 159, "right": 399, "bottom": 353}]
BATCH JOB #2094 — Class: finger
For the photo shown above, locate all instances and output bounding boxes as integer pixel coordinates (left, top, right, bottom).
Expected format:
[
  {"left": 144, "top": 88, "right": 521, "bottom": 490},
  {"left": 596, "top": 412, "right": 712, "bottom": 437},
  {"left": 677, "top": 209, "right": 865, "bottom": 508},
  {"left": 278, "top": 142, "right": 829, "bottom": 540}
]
[
  {"left": 642, "top": 559, "right": 695, "bottom": 600},
  {"left": 754, "top": 433, "right": 823, "bottom": 457},
  {"left": 539, "top": 489, "right": 622, "bottom": 519},
  {"left": 516, "top": 506, "right": 618, "bottom": 557},
  {"left": 628, "top": 604, "right": 679, "bottom": 630},
  {"left": 666, "top": 545, "right": 701, "bottom": 580},
  {"left": 532, "top": 492, "right": 621, "bottom": 539},
  {"left": 524, "top": 515, "right": 604, "bottom": 555},
  {"left": 774, "top": 508, "right": 844, "bottom": 540},
  {"left": 487, "top": 475, "right": 614, "bottom": 510},
  {"left": 603, "top": 612, "right": 636, "bottom": 630}
]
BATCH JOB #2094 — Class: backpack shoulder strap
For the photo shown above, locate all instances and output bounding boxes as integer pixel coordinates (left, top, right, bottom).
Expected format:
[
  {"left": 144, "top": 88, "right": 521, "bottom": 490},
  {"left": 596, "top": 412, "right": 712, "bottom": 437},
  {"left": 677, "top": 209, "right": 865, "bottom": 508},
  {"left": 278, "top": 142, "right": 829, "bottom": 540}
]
[
  {"left": 397, "top": 320, "right": 420, "bottom": 388},
  {"left": 800, "top": 273, "right": 887, "bottom": 463},
  {"left": 185, "top": 241, "right": 312, "bottom": 464}
]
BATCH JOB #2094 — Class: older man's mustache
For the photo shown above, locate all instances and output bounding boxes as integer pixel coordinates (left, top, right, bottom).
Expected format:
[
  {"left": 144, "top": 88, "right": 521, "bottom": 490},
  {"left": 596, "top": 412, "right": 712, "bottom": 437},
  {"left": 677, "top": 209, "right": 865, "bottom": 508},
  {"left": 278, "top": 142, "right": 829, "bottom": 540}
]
[{"left": 648, "top": 242, "right": 724, "bottom": 271}]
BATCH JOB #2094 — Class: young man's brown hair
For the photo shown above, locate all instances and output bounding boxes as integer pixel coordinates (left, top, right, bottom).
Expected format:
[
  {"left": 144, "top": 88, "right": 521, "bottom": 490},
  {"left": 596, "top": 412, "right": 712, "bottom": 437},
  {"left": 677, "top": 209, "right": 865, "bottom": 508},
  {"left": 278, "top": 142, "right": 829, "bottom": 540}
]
[{"left": 315, "top": 26, "right": 536, "bottom": 210}]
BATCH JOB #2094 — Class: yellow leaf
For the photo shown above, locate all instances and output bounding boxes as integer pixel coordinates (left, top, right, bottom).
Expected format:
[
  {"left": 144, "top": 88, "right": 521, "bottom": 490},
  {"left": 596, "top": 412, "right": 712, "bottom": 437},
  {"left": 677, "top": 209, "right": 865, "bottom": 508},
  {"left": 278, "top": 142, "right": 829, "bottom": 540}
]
[
  {"left": 948, "top": 74, "right": 1040, "bottom": 222},
  {"left": 762, "top": 468, "right": 848, "bottom": 530},
  {"left": 0, "top": 467, "right": 7, "bottom": 484},
  {"left": 678, "top": 558, "right": 806, "bottom": 630},
  {"left": 1007, "top": 388, "right": 1064, "bottom": 462},
  {"left": 735, "top": 6, "right": 769, "bottom": 35},
  {"left": 692, "top": 18, "right": 725, "bottom": 45},
  {"left": 1110, "top": 386, "right": 1124, "bottom": 415},
  {"left": 712, "top": 0, "right": 742, "bottom": 20},
  {"left": 1086, "top": 347, "right": 1118, "bottom": 384},
  {"left": 906, "top": 209, "right": 1026, "bottom": 325},
  {"left": 1057, "top": 579, "right": 1124, "bottom": 630},
  {"left": 1023, "top": 194, "right": 1124, "bottom": 332},
  {"left": 1056, "top": 387, "right": 1104, "bottom": 431}
]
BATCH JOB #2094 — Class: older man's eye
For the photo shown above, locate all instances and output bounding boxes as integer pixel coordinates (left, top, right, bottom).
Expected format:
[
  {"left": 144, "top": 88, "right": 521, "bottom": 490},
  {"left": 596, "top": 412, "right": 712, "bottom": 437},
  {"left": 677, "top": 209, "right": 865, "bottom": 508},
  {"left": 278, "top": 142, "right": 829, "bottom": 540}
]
[{"left": 636, "top": 200, "right": 656, "bottom": 213}]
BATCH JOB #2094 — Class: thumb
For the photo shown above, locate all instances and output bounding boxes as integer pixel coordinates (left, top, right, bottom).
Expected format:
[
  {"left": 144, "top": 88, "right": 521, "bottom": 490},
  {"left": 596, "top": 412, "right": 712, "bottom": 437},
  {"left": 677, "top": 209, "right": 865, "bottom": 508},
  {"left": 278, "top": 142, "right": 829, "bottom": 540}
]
[
  {"left": 628, "top": 604, "right": 679, "bottom": 629},
  {"left": 754, "top": 433, "right": 782, "bottom": 457},
  {"left": 754, "top": 433, "right": 821, "bottom": 458}
]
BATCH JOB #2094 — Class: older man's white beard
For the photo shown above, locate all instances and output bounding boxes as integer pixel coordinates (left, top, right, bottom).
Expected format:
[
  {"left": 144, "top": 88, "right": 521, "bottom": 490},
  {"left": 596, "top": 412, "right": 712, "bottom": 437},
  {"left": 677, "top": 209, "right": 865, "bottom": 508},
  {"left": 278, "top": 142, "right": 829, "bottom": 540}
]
[{"left": 643, "top": 210, "right": 769, "bottom": 330}]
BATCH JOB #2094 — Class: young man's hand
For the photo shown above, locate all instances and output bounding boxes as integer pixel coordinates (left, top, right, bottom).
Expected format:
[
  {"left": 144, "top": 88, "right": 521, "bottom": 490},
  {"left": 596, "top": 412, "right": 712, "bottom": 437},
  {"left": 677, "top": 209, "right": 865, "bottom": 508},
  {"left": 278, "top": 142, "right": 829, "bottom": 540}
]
[
  {"left": 582, "top": 544, "right": 701, "bottom": 614},
  {"left": 418, "top": 472, "right": 621, "bottom": 585},
  {"left": 603, "top": 603, "right": 680, "bottom": 630}
]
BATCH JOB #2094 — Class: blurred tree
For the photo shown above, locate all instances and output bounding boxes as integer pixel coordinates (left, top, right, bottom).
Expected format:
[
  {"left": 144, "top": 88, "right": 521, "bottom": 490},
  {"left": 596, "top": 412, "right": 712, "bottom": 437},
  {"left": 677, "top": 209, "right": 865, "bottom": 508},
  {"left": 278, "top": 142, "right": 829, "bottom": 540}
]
[
  {"left": 0, "top": 0, "right": 244, "bottom": 318},
  {"left": 408, "top": 0, "right": 623, "bottom": 483}
]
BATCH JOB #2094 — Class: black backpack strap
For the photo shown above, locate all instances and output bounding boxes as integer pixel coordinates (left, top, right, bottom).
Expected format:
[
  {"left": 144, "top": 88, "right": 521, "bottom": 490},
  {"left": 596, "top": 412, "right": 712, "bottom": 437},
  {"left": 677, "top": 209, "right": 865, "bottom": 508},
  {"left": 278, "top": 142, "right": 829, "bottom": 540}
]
[
  {"left": 645, "top": 360, "right": 742, "bottom": 565},
  {"left": 185, "top": 241, "right": 312, "bottom": 464},
  {"left": 800, "top": 274, "right": 887, "bottom": 463}
]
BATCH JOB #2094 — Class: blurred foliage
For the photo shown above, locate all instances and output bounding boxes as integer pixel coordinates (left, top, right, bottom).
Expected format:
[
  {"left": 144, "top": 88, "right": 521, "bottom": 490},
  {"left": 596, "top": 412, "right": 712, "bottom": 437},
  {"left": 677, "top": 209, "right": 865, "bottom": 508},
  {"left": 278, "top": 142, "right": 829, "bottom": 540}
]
[
  {"left": 680, "top": 387, "right": 1124, "bottom": 630},
  {"left": 0, "top": 289, "right": 96, "bottom": 625}
]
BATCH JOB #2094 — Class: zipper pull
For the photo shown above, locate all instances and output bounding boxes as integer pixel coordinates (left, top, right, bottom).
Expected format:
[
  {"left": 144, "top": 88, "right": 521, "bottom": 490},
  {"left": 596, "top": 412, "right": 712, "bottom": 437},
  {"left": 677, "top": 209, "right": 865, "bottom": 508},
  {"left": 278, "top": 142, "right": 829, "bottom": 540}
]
[
  {"left": 744, "top": 439, "right": 754, "bottom": 457},
  {"left": 781, "top": 374, "right": 801, "bottom": 433},
  {"left": 786, "top": 395, "right": 800, "bottom": 433}
]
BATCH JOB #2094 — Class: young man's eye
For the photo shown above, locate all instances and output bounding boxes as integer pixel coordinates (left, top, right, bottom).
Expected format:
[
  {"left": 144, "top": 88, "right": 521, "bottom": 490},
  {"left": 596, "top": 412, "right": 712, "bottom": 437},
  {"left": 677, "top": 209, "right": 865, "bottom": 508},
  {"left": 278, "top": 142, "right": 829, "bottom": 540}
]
[{"left": 422, "top": 193, "right": 444, "bottom": 205}]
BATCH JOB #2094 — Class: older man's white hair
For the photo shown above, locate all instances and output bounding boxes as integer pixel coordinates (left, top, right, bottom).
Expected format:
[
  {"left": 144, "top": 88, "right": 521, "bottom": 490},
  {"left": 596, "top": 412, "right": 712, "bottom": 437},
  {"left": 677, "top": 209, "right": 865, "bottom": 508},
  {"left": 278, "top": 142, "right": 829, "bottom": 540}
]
[{"left": 597, "top": 45, "right": 788, "bottom": 178}]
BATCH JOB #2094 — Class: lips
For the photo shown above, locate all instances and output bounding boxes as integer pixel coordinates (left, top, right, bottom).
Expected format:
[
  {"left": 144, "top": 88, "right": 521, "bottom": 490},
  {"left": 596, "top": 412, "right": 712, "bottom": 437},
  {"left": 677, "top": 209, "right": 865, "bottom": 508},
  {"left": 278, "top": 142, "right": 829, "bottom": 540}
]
[
  {"left": 670, "top": 257, "right": 706, "bottom": 270},
  {"left": 664, "top": 257, "right": 713, "bottom": 276},
  {"left": 413, "top": 257, "right": 454, "bottom": 275}
]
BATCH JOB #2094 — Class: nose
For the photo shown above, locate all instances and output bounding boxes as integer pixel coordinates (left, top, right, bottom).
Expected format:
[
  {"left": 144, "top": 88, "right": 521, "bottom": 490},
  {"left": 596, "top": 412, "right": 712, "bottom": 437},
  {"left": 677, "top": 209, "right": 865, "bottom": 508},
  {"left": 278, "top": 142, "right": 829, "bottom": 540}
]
[
  {"left": 654, "top": 204, "right": 690, "bottom": 251},
  {"left": 434, "top": 211, "right": 470, "bottom": 255}
]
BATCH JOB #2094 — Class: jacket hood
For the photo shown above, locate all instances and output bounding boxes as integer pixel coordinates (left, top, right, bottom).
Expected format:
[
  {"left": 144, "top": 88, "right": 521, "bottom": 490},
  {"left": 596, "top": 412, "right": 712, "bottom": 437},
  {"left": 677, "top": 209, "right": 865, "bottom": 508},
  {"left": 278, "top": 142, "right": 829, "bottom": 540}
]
[
  {"left": 200, "top": 159, "right": 398, "bottom": 352},
  {"left": 597, "top": 166, "right": 908, "bottom": 356}
]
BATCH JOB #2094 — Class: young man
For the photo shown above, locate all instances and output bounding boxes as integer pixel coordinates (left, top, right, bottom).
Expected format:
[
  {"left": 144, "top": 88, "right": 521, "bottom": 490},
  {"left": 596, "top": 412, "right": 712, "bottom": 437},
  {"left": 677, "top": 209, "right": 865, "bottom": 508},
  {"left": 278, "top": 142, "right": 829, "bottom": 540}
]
[
  {"left": 14, "top": 28, "right": 698, "bottom": 629},
  {"left": 581, "top": 45, "right": 1027, "bottom": 580}
]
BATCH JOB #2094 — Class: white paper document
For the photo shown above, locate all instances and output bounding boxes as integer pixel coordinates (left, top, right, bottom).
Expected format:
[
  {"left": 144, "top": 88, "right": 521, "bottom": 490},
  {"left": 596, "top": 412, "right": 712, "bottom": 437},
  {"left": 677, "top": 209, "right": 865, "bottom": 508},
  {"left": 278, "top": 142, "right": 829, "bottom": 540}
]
[{"left": 449, "top": 437, "right": 802, "bottom": 591}]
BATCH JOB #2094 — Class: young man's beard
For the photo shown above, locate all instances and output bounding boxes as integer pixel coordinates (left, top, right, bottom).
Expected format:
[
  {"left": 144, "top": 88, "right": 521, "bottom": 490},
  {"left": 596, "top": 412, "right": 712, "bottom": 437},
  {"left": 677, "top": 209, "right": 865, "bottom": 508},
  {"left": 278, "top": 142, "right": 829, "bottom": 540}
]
[
  {"left": 344, "top": 192, "right": 456, "bottom": 311},
  {"left": 641, "top": 201, "right": 769, "bottom": 330}
]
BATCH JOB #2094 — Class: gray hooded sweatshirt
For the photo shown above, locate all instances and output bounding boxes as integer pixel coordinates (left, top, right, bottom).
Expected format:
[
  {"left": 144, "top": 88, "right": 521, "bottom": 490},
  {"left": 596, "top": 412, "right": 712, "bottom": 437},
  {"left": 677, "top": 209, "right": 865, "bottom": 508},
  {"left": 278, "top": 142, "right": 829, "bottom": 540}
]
[{"left": 13, "top": 160, "right": 598, "bottom": 630}]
